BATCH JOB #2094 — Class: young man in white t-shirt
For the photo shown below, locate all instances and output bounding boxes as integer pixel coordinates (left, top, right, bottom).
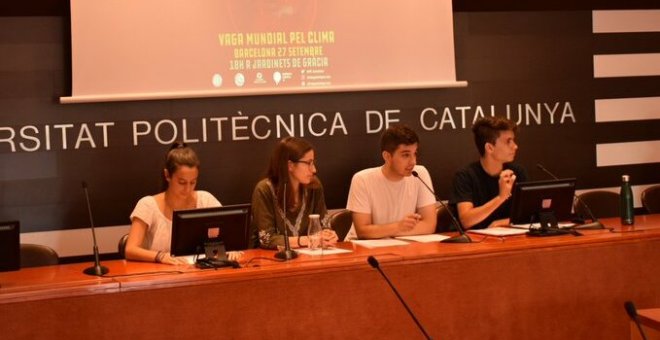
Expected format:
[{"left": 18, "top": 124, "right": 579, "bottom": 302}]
[{"left": 346, "top": 124, "right": 437, "bottom": 239}]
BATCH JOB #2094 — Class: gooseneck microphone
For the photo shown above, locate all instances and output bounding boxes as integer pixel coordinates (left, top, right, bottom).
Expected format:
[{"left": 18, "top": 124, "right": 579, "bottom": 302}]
[
  {"left": 275, "top": 181, "right": 298, "bottom": 260},
  {"left": 624, "top": 301, "right": 648, "bottom": 340},
  {"left": 367, "top": 256, "right": 432, "bottom": 340},
  {"left": 81, "top": 181, "right": 109, "bottom": 276},
  {"left": 412, "top": 171, "right": 471, "bottom": 243},
  {"left": 536, "top": 164, "right": 604, "bottom": 230}
]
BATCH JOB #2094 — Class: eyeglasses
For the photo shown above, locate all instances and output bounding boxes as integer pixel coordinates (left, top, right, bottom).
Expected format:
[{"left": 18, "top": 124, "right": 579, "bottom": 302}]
[{"left": 295, "top": 159, "right": 316, "bottom": 168}]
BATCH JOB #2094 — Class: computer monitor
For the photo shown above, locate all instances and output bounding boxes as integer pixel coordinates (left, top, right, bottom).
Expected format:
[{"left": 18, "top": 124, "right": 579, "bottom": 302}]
[
  {"left": 0, "top": 221, "right": 20, "bottom": 272},
  {"left": 170, "top": 204, "right": 251, "bottom": 259},
  {"left": 510, "top": 178, "right": 576, "bottom": 229}
]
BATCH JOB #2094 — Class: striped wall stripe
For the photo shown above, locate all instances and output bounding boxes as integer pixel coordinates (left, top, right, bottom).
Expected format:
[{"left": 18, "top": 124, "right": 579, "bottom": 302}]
[
  {"left": 595, "top": 96, "right": 660, "bottom": 122},
  {"left": 593, "top": 53, "right": 660, "bottom": 78},
  {"left": 592, "top": 33, "right": 660, "bottom": 55},
  {"left": 592, "top": 10, "right": 660, "bottom": 174},
  {"left": 596, "top": 140, "right": 660, "bottom": 166},
  {"left": 593, "top": 10, "right": 660, "bottom": 33}
]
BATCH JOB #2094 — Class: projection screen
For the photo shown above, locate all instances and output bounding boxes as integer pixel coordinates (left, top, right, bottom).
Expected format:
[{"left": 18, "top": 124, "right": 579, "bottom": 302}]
[{"left": 62, "top": 0, "right": 465, "bottom": 103}]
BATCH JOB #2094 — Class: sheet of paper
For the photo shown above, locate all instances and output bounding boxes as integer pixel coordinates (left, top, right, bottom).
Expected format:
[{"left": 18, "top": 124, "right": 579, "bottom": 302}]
[
  {"left": 350, "top": 239, "right": 410, "bottom": 248},
  {"left": 295, "top": 247, "right": 353, "bottom": 256},
  {"left": 176, "top": 255, "right": 198, "bottom": 264},
  {"left": 395, "top": 234, "right": 451, "bottom": 243},
  {"left": 467, "top": 227, "right": 529, "bottom": 236}
]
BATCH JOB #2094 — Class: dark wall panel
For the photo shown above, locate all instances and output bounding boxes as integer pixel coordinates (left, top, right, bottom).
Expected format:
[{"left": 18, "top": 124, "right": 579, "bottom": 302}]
[{"left": 0, "top": 6, "right": 659, "bottom": 232}]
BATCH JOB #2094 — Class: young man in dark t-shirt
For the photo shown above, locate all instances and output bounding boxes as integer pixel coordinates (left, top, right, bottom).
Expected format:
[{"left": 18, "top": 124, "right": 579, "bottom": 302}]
[{"left": 451, "top": 116, "right": 528, "bottom": 229}]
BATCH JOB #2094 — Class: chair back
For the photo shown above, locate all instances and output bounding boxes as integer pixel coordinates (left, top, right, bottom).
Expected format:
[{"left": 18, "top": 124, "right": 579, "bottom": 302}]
[
  {"left": 118, "top": 234, "right": 129, "bottom": 259},
  {"left": 327, "top": 209, "right": 353, "bottom": 241},
  {"left": 574, "top": 190, "right": 620, "bottom": 219},
  {"left": 20, "top": 244, "right": 59, "bottom": 268},
  {"left": 436, "top": 203, "right": 456, "bottom": 233},
  {"left": 641, "top": 185, "right": 660, "bottom": 214}
]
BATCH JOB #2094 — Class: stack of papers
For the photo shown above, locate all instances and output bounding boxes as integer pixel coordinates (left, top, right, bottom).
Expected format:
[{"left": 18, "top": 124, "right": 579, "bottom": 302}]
[
  {"left": 295, "top": 248, "right": 353, "bottom": 256},
  {"left": 350, "top": 234, "right": 451, "bottom": 248},
  {"left": 350, "top": 239, "right": 410, "bottom": 248},
  {"left": 467, "top": 227, "right": 529, "bottom": 236},
  {"left": 395, "top": 234, "right": 451, "bottom": 243}
]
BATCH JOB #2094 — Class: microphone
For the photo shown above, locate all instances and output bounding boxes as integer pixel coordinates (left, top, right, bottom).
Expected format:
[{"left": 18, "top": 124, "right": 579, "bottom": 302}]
[
  {"left": 536, "top": 164, "right": 605, "bottom": 230},
  {"left": 367, "top": 256, "right": 432, "bottom": 340},
  {"left": 412, "top": 170, "right": 471, "bottom": 243},
  {"left": 275, "top": 181, "right": 298, "bottom": 260},
  {"left": 81, "top": 181, "right": 109, "bottom": 276},
  {"left": 624, "top": 301, "right": 648, "bottom": 340}
]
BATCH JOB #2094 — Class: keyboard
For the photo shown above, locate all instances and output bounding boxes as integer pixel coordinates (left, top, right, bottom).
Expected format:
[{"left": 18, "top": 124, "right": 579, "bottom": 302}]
[{"left": 509, "top": 222, "right": 576, "bottom": 230}]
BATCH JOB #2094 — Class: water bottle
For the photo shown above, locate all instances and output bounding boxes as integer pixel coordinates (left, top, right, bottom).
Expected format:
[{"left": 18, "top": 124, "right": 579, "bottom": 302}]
[
  {"left": 620, "top": 175, "right": 634, "bottom": 225},
  {"left": 321, "top": 214, "right": 332, "bottom": 247},
  {"left": 308, "top": 214, "right": 322, "bottom": 250}
]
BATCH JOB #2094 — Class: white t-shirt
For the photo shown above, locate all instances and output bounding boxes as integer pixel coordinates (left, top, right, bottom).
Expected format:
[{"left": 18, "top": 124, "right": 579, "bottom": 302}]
[
  {"left": 345, "top": 165, "right": 436, "bottom": 239},
  {"left": 129, "top": 190, "right": 221, "bottom": 252}
]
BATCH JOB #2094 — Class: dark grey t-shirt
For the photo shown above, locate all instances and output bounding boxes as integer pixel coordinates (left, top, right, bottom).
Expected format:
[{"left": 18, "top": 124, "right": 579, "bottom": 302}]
[{"left": 451, "top": 161, "right": 528, "bottom": 229}]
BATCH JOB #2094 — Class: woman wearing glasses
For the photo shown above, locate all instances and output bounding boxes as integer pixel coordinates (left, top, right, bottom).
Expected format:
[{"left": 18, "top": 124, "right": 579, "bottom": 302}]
[{"left": 251, "top": 137, "right": 339, "bottom": 249}]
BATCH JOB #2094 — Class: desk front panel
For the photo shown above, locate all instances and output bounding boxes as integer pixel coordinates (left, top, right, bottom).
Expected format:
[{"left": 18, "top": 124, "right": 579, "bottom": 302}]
[{"left": 1, "top": 215, "right": 659, "bottom": 339}]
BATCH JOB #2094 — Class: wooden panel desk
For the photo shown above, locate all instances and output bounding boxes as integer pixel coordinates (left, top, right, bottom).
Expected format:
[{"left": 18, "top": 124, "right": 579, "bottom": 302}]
[
  {"left": 2, "top": 215, "right": 660, "bottom": 339},
  {"left": 632, "top": 308, "right": 660, "bottom": 340}
]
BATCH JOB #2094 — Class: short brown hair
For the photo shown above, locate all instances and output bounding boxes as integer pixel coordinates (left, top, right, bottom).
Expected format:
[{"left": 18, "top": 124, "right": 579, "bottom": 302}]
[
  {"left": 380, "top": 124, "right": 419, "bottom": 154},
  {"left": 472, "top": 116, "right": 518, "bottom": 156}
]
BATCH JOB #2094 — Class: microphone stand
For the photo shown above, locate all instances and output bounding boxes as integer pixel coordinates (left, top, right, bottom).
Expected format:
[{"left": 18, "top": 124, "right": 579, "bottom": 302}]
[
  {"left": 412, "top": 171, "right": 471, "bottom": 243},
  {"left": 571, "top": 201, "right": 605, "bottom": 230},
  {"left": 624, "top": 301, "right": 648, "bottom": 340},
  {"left": 437, "top": 200, "right": 472, "bottom": 243},
  {"left": 368, "top": 256, "right": 432, "bottom": 340},
  {"left": 82, "top": 181, "right": 109, "bottom": 276},
  {"left": 274, "top": 181, "right": 298, "bottom": 260},
  {"left": 536, "top": 164, "right": 604, "bottom": 230}
]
